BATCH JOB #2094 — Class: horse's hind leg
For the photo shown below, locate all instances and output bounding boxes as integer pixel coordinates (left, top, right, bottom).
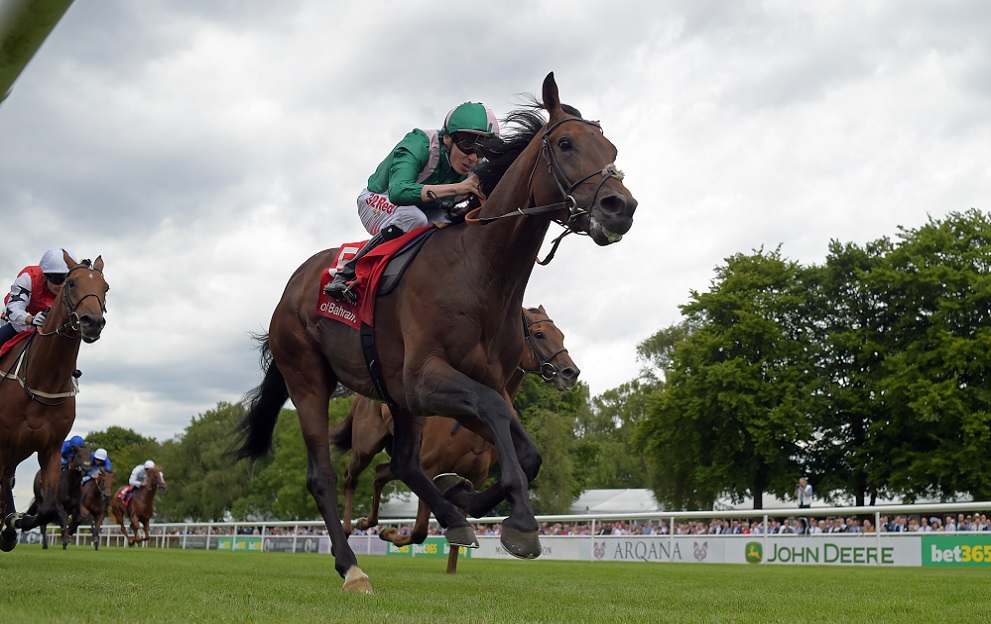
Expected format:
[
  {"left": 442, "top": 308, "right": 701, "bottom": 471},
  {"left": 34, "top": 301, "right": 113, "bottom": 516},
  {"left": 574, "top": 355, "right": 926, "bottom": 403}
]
[
  {"left": 361, "top": 460, "right": 392, "bottom": 535},
  {"left": 287, "top": 381, "right": 371, "bottom": 592}
]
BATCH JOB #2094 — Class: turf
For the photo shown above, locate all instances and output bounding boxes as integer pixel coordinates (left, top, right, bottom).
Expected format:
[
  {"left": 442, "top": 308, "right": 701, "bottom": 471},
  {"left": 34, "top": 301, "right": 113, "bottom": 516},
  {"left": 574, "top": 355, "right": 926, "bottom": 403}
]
[{"left": 1, "top": 547, "right": 989, "bottom": 623}]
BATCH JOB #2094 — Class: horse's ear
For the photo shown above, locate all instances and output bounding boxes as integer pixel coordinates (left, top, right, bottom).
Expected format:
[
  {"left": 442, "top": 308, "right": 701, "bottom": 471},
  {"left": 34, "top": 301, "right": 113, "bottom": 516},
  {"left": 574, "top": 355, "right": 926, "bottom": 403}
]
[
  {"left": 537, "top": 304, "right": 546, "bottom": 314},
  {"left": 62, "top": 249, "right": 78, "bottom": 270},
  {"left": 542, "top": 72, "right": 561, "bottom": 116},
  {"left": 93, "top": 255, "right": 104, "bottom": 273}
]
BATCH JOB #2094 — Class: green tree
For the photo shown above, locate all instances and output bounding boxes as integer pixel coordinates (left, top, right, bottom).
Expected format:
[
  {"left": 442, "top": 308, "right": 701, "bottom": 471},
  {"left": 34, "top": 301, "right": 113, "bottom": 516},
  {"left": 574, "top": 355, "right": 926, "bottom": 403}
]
[
  {"left": 154, "top": 402, "right": 255, "bottom": 521},
  {"left": 803, "top": 238, "right": 892, "bottom": 506},
  {"left": 639, "top": 248, "right": 817, "bottom": 510},
  {"left": 575, "top": 380, "right": 650, "bottom": 490},
  {"left": 513, "top": 375, "right": 587, "bottom": 514},
  {"left": 872, "top": 209, "right": 991, "bottom": 500}
]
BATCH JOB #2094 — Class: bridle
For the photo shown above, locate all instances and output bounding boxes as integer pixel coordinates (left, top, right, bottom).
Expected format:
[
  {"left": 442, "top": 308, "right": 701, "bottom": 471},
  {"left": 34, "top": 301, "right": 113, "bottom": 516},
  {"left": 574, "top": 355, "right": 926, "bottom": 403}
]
[
  {"left": 38, "top": 260, "right": 108, "bottom": 339},
  {"left": 464, "top": 116, "right": 625, "bottom": 264},
  {"left": 518, "top": 310, "right": 569, "bottom": 382},
  {"left": 0, "top": 260, "right": 106, "bottom": 403}
]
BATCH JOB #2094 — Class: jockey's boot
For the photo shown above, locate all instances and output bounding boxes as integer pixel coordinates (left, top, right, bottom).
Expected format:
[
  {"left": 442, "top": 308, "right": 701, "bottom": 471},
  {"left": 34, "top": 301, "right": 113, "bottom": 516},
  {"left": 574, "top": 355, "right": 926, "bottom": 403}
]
[{"left": 323, "top": 231, "right": 387, "bottom": 304}]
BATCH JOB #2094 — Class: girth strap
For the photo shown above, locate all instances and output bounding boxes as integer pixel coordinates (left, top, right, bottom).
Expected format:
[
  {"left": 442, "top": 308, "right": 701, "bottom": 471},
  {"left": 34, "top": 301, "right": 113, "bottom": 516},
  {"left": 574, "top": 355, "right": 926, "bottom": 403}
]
[{"left": 359, "top": 322, "right": 399, "bottom": 412}]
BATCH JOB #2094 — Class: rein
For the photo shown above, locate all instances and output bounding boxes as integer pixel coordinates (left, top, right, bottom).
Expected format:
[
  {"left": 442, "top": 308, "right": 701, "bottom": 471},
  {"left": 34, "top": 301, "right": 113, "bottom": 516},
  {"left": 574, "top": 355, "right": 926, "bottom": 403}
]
[
  {"left": 518, "top": 311, "right": 568, "bottom": 381},
  {"left": 463, "top": 117, "right": 625, "bottom": 265},
  {"left": 0, "top": 334, "right": 80, "bottom": 403}
]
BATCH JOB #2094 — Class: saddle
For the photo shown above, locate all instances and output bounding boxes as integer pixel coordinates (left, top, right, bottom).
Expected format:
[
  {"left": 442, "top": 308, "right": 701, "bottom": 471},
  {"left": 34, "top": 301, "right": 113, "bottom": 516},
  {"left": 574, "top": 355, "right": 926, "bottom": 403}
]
[{"left": 317, "top": 227, "right": 437, "bottom": 329}]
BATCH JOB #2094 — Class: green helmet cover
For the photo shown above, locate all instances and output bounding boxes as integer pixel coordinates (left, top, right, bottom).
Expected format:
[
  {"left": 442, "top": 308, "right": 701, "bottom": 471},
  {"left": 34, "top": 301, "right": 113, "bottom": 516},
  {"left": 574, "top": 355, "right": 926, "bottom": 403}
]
[{"left": 443, "top": 102, "right": 499, "bottom": 136}]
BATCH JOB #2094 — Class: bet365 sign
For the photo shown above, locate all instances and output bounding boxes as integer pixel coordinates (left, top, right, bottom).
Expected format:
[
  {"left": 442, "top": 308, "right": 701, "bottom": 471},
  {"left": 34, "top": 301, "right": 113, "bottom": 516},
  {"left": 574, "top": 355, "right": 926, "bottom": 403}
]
[{"left": 923, "top": 535, "right": 991, "bottom": 567}]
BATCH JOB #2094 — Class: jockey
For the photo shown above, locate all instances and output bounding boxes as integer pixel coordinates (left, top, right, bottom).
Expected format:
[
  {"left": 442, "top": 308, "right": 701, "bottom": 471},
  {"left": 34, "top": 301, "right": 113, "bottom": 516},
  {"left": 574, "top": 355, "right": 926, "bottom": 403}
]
[
  {"left": 1, "top": 248, "right": 76, "bottom": 350},
  {"left": 129, "top": 459, "right": 156, "bottom": 489},
  {"left": 124, "top": 460, "right": 155, "bottom": 504},
  {"left": 324, "top": 102, "right": 499, "bottom": 303},
  {"left": 60, "top": 435, "right": 86, "bottom": 468},
  {"left": 86, "top": 447, "right": 112, "bottom": 481}
]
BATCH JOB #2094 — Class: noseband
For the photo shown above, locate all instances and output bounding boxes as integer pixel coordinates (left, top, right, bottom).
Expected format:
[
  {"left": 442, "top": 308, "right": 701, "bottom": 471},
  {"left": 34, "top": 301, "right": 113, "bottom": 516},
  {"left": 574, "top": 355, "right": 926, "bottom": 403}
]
[
  {"left": 39, "top": 260, "right": 107, "bottom": 338},
  {"left": 519, "top": 311, "right": 569, "bottom": 381}
]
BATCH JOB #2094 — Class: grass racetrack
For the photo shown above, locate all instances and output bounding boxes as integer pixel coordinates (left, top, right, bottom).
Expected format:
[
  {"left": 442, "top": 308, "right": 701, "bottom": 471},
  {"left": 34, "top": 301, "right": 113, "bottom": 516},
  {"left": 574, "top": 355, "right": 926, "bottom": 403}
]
[{"left": 2, "top": 547, "right": 990, "bottom": 623}]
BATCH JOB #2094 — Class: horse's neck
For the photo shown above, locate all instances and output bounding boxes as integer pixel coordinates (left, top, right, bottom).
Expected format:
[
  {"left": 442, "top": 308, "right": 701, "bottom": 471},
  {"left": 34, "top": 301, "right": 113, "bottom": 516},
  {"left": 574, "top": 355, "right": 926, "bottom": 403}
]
[
  {"left": 505, "top": 367, "right": 526, "bottom": 401},
  {"left": 464, "top": 150, "right": 556, "bottom": 306},
  {"left": 138, "top": 484, "right": 157, "bottom": 504}
]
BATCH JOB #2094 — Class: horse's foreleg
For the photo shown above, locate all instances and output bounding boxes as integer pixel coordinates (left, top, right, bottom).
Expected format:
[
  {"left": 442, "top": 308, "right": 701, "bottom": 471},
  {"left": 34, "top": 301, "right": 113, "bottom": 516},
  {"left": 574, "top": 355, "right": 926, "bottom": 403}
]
[
  {"left": 15, "top": 451, "right": 62, "bottom": 532},
  {"left": 384, "top": 498, "right": 432, "bottom": 547},
  {"left": 443, "top": 415, "right": 541, "bottom": 519},
  {"left": 1, "top": 473, "right": 19, "bottom": 552},
  {"left": 416, "top": 379, "right": 540, "bottom": 559},
  {"left": 93, "top": 513, "right": 104, "bottom": 550},
  {"left": 386, "top": 410, "right": 476, "bottom": 549},
  {"left": 127, "top": 512, "right": 141, "bottom": 545}
]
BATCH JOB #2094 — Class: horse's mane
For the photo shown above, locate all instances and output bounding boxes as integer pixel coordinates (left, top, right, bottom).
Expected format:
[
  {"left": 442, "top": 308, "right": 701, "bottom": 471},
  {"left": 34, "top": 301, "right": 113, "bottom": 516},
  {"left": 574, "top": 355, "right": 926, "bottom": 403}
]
[{"left": 474, "top": 97, "right": 583, "bottom": 196}]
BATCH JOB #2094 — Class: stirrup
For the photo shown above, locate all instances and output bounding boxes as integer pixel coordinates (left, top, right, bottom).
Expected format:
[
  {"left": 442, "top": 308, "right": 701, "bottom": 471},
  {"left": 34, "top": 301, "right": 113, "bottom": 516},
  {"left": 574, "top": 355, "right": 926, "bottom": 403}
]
[{"left": 325, "top": 277, "right": 358, "bottom": 304}]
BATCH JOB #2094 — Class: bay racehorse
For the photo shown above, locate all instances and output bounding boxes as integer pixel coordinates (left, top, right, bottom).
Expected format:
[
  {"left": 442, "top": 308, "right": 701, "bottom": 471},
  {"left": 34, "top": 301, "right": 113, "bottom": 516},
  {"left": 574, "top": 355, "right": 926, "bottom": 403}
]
[
  {"left": 332, "top": 305, "right": 579, "bottom": 574},
  {"left": 234, "top": 73, "right": 636, "bottom": 592},
  {"left": 70, "top": 468, "right": 115, "bottom": 550},
  {"left": 26, "top": 444, "right": 92, "bottom": 549},
  {"left": 0, "top": 253, "right": 108, "bottom": 552},
  {"left": 109, "top": 465, "right": 166, "bottom": 546}
]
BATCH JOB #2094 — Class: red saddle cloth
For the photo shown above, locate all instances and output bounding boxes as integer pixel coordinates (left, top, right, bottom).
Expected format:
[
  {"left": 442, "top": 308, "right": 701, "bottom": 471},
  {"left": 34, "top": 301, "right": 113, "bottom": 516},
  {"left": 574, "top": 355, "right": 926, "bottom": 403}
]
[
  {"left": 316, "top": 226, "right": 431, "bottom": 329},
  {"left": 0, "top": 328, "right": 34, "bottom": 358}
]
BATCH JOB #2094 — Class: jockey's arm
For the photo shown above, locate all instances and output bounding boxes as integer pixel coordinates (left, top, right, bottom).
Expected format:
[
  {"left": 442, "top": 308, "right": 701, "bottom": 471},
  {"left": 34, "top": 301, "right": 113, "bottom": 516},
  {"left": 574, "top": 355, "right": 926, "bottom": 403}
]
[{"left": 4, "top": 272, "right": 34, "bottom": 330}]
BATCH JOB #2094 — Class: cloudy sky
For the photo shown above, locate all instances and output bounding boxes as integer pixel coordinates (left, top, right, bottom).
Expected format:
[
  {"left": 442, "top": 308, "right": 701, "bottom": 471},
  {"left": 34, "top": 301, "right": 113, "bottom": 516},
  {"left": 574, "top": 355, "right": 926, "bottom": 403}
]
[{"left": 3, "top": 0, "right": 989, "bottom": 507}]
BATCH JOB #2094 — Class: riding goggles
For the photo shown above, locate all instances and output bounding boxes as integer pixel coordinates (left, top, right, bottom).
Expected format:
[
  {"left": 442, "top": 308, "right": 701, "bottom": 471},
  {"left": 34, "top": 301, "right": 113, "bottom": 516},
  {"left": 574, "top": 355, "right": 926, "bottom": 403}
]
[{"left": 453, "top": 133, "right": 483, "bottom": 156}]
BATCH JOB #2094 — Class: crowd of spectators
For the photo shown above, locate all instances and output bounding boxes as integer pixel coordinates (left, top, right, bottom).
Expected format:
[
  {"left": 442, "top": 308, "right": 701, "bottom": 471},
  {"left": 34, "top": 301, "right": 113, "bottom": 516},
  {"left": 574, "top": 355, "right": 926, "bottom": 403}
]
[{"left": 141, "top": 512, "right": 991, "bottom": 541}]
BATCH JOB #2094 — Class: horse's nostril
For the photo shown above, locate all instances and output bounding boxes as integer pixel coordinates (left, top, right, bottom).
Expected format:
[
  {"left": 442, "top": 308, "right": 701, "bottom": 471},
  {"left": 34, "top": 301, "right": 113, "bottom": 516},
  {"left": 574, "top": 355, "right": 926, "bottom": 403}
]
[
  {"left": 561, "top": 368, "right": 579, "bottom": 380},
  {"left": 599, "top": 194, "right": 628, "bottom": 215}
]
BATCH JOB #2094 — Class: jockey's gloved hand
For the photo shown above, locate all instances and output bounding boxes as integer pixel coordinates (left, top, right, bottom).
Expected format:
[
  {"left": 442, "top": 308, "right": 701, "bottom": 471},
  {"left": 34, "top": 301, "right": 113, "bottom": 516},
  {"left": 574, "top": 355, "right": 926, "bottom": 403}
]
[{"left": 31, "top": 311, "right": 47, "bottom": 327}]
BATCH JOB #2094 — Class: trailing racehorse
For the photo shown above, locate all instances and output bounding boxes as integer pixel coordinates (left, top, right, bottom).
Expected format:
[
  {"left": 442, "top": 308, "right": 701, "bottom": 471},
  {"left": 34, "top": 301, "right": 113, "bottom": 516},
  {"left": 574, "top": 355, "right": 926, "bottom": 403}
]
[
  {"left": 27, "top": 444, "right": 92, "bottom": 549},
  {"left": 108, "top": 465, "right": 167, "bottom": 546},
  {"left": 234, "top": 73, "right": 636, "bottom": 592},
  {"left": 332, "top": 305, "right": 580, "bottom": 574},
  {"left": 0, "top": 253, "right": 108, "bottom": 552},
  {"left": 70, "top": 468, "right": 115, "bottom": 550}
]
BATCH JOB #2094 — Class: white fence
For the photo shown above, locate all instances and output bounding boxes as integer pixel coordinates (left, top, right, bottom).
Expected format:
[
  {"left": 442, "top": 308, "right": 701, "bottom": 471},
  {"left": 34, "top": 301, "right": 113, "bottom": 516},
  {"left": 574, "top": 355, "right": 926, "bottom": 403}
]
[{"left": 25, "top": 500, "right": 991, "bottom": 568}]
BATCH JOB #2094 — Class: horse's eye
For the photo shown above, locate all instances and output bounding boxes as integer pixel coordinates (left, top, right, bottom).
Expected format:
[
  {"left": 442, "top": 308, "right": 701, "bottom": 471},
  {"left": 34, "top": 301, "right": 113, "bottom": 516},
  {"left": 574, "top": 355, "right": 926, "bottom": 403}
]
[
  {"left": 557, "top": 137, "right": 572, "bottom": 151},
  {"left": 66, "top": 280, "right": 75, "bottom": 288},
  {"left": 534, "top": 331, "right": 545, "bottom": 339}
]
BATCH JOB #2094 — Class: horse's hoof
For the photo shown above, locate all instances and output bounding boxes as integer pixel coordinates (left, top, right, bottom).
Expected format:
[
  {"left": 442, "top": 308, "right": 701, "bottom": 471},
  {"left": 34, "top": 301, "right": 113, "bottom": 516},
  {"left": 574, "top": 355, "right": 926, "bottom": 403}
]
[
  {"left": 3, "top": 513, "right": 22, "bottom": 531},
  {"left": 378, "top": 527, "right": 398, "bottom": 543},
  {"left": 342, "top": 566, "right": 374, "bottom": 594},
  {"left": 0, "top": 529, "right": 17, "bottom": 553},
  {"left": 355, "top": 517, "right": 373, "bottom": 531},
  {"left": 445, "top": 525, "right": 479, "bottom": 549},
  {"left": 500, "top": 524, "right": 541, "bottom": 560},
  {"left": 433, "top": 473, "right": 473, "bottom": 499}
]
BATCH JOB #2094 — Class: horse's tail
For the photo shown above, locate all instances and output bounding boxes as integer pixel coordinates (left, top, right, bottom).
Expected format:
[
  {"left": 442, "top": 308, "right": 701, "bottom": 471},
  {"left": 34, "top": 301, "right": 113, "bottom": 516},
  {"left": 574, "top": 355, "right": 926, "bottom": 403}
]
[
  {"left": 328, "top": 410, "right": 354, "bottom": 453},
  {"left": 231, "top": 333, "right": 288, "bottom": 460}
]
